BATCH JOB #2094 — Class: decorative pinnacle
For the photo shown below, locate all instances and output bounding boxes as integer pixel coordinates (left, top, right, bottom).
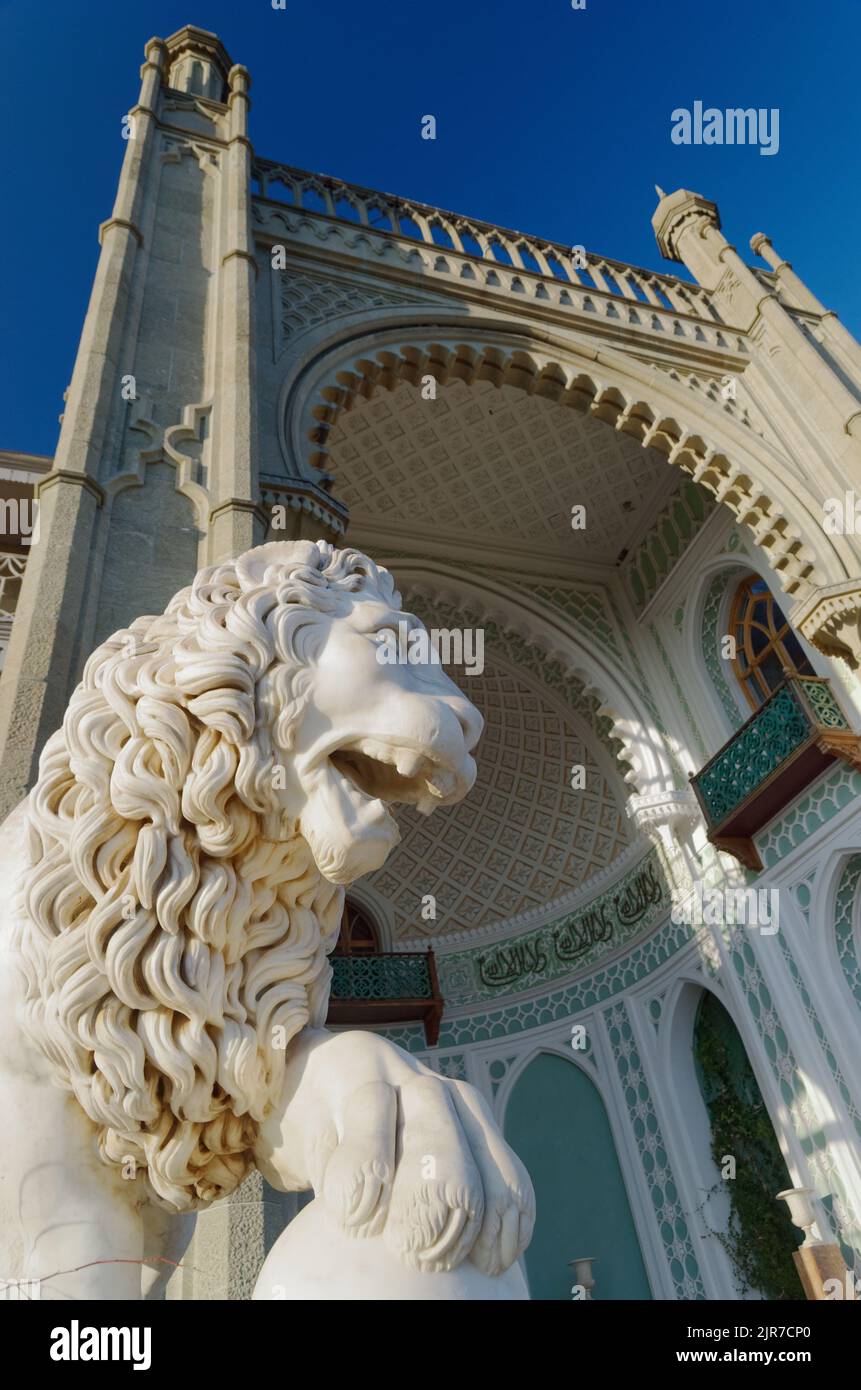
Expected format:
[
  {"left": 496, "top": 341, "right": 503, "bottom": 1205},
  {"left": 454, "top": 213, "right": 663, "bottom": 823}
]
[{"left": 655, "top": 185, "right": 667, "bottom": 199}]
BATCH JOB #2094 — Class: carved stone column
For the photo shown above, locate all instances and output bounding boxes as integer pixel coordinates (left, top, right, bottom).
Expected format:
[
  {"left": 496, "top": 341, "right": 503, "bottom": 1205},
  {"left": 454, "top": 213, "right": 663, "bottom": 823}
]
[
  {"left": 0, "top": 38, "right": 166, "bottom": 816},
  {"left": 165, "top": 1171, "right": 307, "bottom": 1300}
]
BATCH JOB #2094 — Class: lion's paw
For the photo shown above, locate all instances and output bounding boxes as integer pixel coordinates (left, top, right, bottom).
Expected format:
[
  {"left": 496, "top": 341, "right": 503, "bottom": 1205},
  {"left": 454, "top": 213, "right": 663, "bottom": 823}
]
[
  {"left": 383, "top": 1076, "right": 485, "bottom": 1272},
  {"left": 321, "top": 1081, "right": 395, "bottom": 1237},
  {"left": 312, "top": 1037, "right": 534, "bottom": 1277}
]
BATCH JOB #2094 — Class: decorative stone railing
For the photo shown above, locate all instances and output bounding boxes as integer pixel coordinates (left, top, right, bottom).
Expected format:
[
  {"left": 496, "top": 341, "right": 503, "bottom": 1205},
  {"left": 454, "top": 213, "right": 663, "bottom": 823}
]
[
  {"left": 690, "top": 676, "right": 861, "bottom": 871},
  {"left": 327, "top": 950, "right": 443, "bottom": 1045},
  {"left": 252, "top": 158, "right": 738, "bottom": 339}
]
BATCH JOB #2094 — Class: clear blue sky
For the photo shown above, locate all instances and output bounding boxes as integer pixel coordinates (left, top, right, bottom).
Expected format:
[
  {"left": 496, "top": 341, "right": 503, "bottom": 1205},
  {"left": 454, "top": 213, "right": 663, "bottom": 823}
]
[{"left": 1, "top": 0, "right": 858, "bottom": 457}]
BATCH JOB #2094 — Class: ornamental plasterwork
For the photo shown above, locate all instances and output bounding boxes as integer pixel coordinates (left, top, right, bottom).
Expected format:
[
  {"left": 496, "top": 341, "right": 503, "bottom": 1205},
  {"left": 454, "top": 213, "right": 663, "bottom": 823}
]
[
  {"left": 756, "top": 762, "right": 861, "bottom": 869},
  {"left": 655, "top": 364, "right": 770, "bottom": 441},
  {"left": 603, "top": 1001, "right": 708, "bottom": 1300},
  {"left": 723, "top": 925, "right": 861, "bottom": 1268},
  {"left": 327, "top": 377, "right": 679, "bottom": 562},
  {"left": 434, "top": 849, "right": 669, "bottom": 1007},
  {"left": 834, "top": 854, "right": 861, "bottom": 1010},
  {"left": 277, "top": 268, "right": 425, "bottom": 348},
  {"left": 701, "top": 568, "right": 747, "bottom": 730},
  {"left": 369, "top": 628, "right": 631, "bottom": 940},
  {"left": 623, "top": 477, "right": 715, "bottom": 612},
  {"left": 504, "top": 579, "right": 624, "bottom": 662},
  {"left": 396, "top": 835, "right": 650, "bottom": 952}
]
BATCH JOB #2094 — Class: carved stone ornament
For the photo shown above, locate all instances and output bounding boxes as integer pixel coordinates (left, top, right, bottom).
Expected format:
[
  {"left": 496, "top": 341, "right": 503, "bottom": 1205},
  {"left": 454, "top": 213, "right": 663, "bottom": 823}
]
[{"left": 794, "top": 579, "right": 861, "bottom": 670}]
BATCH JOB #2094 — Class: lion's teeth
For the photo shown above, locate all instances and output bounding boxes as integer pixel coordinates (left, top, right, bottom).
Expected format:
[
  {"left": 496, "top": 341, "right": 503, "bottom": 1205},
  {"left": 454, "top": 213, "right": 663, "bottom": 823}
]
[
  {"left": 395, "top": 750, "right": 423, "bottom": 778},
  {"left": 426, "top": 768, "right": 456, "bottom": 798},
  {"left": 356, "top": 737, "right": 394, "bottom": 764}
]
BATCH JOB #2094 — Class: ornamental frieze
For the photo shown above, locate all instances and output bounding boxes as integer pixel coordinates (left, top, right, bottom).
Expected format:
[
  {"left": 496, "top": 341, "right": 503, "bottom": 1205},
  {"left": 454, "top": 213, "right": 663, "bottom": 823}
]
[{"left": 445, "top": 850, "right": 669, "bottom": 1006}]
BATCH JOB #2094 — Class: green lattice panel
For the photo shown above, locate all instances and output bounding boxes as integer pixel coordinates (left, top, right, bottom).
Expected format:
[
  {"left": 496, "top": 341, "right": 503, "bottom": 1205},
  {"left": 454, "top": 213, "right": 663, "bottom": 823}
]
[
  {"left": 331, "top": 954, "right": 433, "bottom": 1000},
  {"left": 695, "top": 685, "right": 811, "bottom": 824}
]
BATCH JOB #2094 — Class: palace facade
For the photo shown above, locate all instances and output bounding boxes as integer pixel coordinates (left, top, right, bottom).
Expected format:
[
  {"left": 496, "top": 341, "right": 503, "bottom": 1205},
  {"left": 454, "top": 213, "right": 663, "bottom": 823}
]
[{"left": 3, "top": 25, "right": 861, "bottom": 1301}]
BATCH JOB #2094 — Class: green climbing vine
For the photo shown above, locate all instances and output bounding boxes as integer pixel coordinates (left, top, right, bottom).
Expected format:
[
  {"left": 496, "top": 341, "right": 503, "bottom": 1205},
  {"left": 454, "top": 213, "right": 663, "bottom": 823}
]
[{"left": 693, "top": 993, "right": 801, "bottom": 1300}]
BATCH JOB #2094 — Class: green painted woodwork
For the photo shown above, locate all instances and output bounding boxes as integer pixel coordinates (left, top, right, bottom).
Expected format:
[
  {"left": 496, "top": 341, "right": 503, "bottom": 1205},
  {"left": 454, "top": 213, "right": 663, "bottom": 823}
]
[
  {"left": 438, "top": 848, "right": 669, "bottom": 1007},
  {"left": 504, "top": 1052, "right": 652, "bottom": 1301},
  {"left": 694, "top": 684, "right": 810, "bottom": 824},
  {"left": 330, "top": 953, "right": 433, "bottom": 1000},
  {"left": 798, "top": 679, "right": 849, "bottom": 729},
  {"left": 694, "top": 677, "right": 852, "bottom": 830}
]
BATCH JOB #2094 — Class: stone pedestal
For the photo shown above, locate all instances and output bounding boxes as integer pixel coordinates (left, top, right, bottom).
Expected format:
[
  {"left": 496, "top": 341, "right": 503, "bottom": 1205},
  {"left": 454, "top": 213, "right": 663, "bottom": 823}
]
[
  {"left": 253, "top": 1198, "right": 529, "bottom": 1301},
  {"left": 792, "top": 1243, "right": 854, "bottom": 1300}
]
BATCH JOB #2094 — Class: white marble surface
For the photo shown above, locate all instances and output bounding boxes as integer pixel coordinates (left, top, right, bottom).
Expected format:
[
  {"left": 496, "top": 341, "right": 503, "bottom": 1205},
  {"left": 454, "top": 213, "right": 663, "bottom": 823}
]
[{"left": 253, "top": 1198, "right": 530, "bottom": 1301}]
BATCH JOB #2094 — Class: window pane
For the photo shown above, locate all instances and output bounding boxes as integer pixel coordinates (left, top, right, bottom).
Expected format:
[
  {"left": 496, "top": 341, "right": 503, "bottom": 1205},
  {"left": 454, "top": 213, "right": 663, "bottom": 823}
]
[
  {"left": 759, "top": 651, "right": 786, "bottom": 692},
  {"left": 750, "top": 623, "right": 770, "bottom": 656},
  {"left": 781, "top": 631, "right": 814, "bottom": 674}
]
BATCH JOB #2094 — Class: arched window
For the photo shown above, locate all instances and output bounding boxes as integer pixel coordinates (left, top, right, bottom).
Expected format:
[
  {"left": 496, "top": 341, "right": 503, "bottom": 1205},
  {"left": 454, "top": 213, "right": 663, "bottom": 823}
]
[
  {"left": 334, "top": 898, "right": 379, "bottom": 956},
  {"left": 730, "top": 574, "right": 814, "bottom": 710}
]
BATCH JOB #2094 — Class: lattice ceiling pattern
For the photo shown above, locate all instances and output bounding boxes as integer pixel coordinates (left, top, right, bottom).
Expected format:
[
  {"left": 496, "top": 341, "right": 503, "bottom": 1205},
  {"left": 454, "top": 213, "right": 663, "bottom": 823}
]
[
  {"left": 368, "top": 645, "right": 631, "bottom": 941},
  {"left": 328, "top": 378, "right": 679, "bottom": 559}
]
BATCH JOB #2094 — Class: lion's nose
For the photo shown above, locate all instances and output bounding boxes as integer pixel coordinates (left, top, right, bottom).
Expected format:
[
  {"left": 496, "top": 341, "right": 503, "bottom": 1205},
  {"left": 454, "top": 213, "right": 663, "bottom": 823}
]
[{"left": 444, "top": 695, "right": 483, "bottom": 754}]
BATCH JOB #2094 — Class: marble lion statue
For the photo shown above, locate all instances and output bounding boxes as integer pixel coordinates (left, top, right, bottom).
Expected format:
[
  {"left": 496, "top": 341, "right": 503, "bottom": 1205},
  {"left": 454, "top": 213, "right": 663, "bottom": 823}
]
[{"left": 0, "top": 540, "right": 534, "bottom": 1300}]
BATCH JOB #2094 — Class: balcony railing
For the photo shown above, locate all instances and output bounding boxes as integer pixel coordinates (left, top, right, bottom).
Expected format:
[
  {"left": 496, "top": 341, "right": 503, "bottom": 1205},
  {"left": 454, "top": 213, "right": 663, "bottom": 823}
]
[
  {"left": 327, "top": 950, "right": 443, "bottom": 1046},
  {"left": 690, "top": 675, "right": 861, "bottom": 870}
]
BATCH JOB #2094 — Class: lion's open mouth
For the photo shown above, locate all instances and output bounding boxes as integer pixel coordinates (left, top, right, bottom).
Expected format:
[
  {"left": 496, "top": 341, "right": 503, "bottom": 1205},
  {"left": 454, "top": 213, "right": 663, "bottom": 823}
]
[{"left": 329, "top": 737, "right": 459, "bottom": 816}]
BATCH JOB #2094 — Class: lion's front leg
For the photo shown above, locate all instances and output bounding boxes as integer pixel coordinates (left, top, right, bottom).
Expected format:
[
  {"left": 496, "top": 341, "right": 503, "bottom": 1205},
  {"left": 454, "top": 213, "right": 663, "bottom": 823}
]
[{"left": 254, "top": 1029, "right": 534, "bottom": 1275}]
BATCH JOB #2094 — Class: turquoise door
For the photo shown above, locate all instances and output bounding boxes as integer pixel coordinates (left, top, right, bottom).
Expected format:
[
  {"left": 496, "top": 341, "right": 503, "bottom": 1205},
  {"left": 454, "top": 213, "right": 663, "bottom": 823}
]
[{"left": 505, "top": 1052, "right": 652, "bottom": 1300}]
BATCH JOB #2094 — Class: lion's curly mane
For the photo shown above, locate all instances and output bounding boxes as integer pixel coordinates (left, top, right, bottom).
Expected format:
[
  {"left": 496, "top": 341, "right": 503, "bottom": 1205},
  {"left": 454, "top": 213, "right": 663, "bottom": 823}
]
[{"left": 13, "top": 540, "right": 400, "bottom": 1211}]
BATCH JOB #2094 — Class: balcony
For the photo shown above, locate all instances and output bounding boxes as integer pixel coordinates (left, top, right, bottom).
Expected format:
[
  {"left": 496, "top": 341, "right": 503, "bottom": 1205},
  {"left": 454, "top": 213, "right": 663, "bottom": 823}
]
[
  {"left": 327, "top": 950, "right": 443, "bottom": 1046},
  {"left": 691, "top": 675, "right": 861, "bottom": 871}
]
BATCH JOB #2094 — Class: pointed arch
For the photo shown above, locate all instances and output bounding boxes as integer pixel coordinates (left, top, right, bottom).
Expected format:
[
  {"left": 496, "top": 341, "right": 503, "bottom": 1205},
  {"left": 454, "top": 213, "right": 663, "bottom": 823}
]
[{"left": 277, "top": 319, "right": 860, "bottom": 604}]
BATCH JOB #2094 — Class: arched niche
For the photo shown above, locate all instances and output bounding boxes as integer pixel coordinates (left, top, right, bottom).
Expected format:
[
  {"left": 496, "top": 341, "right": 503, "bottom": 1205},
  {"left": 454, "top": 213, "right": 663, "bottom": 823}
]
[
  {"left": 662, "top": 979, "right": 799, "bottom": 1299},
  {"left": 503, "top": 1051, "right": 651, "bottom": 1300},
  {"left": 692, "top": 989, "right": 800, "bottom": 1299}
]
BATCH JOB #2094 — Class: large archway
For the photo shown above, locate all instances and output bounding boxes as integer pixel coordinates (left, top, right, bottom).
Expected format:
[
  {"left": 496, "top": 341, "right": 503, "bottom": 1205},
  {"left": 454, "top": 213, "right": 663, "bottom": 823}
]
[{"left": 277, "top": 321, "right": 860, "bottom": 605}]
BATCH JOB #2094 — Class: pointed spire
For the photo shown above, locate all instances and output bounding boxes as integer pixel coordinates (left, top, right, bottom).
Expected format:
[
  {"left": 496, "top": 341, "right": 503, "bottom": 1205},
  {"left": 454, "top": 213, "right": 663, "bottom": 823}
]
[{"left": 655, "top": 185, "right": 666, "bottom": 200}]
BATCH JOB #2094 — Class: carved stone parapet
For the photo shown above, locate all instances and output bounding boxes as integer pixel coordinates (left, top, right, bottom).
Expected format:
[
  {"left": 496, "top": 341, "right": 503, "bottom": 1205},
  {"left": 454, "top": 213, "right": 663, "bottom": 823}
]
[
  {"left": 793, "top": 580, "right": 861, "bottom": 669},
  {"left": 260, "top": 476, "right": 349, "bottom": 541}
]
